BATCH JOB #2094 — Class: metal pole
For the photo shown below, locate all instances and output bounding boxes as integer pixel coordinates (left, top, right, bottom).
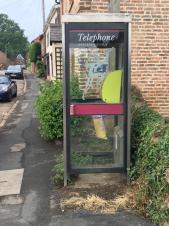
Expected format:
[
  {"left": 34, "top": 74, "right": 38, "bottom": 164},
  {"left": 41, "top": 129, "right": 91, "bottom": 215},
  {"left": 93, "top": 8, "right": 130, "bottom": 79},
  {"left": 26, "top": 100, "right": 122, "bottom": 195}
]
[
  {"left": 42, "top": 0, "right": 46, "bottom": 63},
  {"left": 42, "top": 0, "right": 46, "bottom": 30}
]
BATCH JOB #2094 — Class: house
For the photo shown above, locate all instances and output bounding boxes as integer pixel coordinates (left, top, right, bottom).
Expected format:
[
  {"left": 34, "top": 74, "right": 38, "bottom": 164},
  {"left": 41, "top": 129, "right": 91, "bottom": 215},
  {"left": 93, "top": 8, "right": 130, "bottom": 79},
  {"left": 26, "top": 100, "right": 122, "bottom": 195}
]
[
  {"left": 61, "top": 0, "right": 169, "bottom": 117},
  {"left": 16, "top": 54, "right": 25, "bottom": 65},
  {"left": 43, "top": 4, "right": 62, "bottom": 80}
]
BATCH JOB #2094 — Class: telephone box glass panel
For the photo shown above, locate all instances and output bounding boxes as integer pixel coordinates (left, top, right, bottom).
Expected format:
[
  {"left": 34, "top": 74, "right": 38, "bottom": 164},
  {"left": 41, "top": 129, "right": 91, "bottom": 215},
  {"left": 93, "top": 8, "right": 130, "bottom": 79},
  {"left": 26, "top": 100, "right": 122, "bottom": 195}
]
[{"left": 67, "top": 23, "right": 127, "bottom": 171}]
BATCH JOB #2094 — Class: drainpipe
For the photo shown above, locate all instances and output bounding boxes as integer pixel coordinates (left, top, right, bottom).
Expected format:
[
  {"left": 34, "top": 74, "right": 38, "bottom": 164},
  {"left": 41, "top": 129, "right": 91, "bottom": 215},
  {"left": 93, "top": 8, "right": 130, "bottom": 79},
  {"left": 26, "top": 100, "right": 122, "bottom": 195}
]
[{"left": 109, "top": 0, "right": 120, "bottom": 13}]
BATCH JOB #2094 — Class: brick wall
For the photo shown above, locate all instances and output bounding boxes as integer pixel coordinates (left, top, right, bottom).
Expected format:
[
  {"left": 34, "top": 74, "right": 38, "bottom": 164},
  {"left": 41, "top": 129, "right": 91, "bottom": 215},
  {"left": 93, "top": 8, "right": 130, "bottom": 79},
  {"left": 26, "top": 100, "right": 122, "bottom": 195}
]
[
  {"left": 62, "top": 0, "right": 169, "bottom": 117},
  {"left": 62, "top": 0, "right": 109, "bottom": 13},
  {"left": 120, "top": 0, "right": 169, "bottom": 117},
  {"left": 0, "top": 51, "right": 8, "bottom": 67}
]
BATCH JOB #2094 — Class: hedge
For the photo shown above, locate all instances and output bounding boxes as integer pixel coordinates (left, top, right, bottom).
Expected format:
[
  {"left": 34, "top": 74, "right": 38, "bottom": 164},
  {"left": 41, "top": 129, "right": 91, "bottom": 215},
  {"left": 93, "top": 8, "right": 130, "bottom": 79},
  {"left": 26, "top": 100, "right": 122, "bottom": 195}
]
[
  {"left": 35, "top": 80, "right": 63, "bottom": 140},
  {"left": 130, "top": 86, "right": 169, "bottom": 225},
  {"left": 35, "top": 76, "right": 82, "bottom": 140}
]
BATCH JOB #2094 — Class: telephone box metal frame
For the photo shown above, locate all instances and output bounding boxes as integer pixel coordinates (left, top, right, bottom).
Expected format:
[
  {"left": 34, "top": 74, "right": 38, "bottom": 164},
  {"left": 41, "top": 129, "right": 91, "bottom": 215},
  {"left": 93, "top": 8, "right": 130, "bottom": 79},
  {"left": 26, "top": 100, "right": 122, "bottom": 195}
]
[{"left": 62, "top": 14, "right": 131, "bottom": 185}]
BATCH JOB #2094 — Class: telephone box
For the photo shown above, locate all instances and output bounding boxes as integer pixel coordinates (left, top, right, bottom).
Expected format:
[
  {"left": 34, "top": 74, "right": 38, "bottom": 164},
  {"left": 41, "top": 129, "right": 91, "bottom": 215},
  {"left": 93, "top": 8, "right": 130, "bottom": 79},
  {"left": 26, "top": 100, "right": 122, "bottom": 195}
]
[{"left": 62, "top": 14, "right": 131, "bottom": 184}]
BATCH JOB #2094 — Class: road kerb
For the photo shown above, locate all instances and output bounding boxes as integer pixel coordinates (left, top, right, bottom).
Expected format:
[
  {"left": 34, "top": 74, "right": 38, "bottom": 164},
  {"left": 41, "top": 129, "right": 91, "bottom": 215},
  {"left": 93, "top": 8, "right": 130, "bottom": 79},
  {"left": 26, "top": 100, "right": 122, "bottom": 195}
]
[
  {"left": 23, "top": 76, "right": 27, "bottom": 93},
  {"left": 0, "top": 100, "right": 19, "bottom": 128}
]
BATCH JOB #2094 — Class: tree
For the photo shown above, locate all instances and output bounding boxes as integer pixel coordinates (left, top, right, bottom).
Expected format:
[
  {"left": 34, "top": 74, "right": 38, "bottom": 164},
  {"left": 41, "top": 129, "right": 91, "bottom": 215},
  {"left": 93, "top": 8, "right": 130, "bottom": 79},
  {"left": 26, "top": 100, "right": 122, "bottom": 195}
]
[{"left": 0, "top": 13, "right": 29, "bottom": 58}]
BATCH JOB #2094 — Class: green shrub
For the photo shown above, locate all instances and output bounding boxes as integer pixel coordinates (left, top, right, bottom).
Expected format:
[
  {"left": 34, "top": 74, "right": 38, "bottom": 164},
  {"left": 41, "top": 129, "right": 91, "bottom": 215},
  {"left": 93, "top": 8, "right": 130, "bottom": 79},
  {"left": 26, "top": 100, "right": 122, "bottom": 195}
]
[
  {"left": 130, "top": 86, "right": 169, "bottom": 224},
  {"left": 35, "top": 80, "right": 63, "bottom": 140},
  {"left": 35, "top": 75, "right": 83, "bottom": 140},
  {"left": 52, "top": 154, "right": 64, "bottom": 185},
  {"left": 36, "top": 60, "right": 45, "bottom": 78},
  {"left": 52, "top": 154, "right": 77, "bottom": 185}
]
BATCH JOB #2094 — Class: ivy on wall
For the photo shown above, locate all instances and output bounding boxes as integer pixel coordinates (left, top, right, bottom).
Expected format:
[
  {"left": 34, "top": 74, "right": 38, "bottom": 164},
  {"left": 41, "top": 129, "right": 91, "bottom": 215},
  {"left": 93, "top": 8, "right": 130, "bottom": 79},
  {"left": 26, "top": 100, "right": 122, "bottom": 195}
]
[{"left": 29, "top": 42, "right": 41, "bottom": 63}]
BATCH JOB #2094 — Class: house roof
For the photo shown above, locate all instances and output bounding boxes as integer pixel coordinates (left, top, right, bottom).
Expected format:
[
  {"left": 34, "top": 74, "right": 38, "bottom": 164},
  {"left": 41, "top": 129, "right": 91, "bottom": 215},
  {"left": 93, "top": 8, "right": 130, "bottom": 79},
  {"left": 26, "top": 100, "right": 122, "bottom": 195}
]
[
  {"left": 16, "top": 54, "right": 24, "bottom": 60},
  {"left": 31, "top": 34, "right": 43, "bottom": 44},
  {"left": 44, "top": 4, "right": 60, "bottom": 32},
  {"left": 50, "top": 24, "right": 62, "bottom": 42}
]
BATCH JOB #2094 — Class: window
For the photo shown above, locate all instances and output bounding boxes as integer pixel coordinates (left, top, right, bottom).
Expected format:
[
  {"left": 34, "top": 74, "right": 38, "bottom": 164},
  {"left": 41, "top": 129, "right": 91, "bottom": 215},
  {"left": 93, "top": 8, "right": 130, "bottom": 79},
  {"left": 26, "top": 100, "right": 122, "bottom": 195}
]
[{"left": 55, "top": 47, "right": 62, "bottom": 79}]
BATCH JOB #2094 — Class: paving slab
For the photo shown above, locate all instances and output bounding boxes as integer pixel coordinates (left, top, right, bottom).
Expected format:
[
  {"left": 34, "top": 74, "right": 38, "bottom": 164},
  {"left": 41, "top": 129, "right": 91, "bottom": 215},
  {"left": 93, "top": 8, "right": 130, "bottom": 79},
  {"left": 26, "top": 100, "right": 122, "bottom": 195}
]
[{"left": 0, "top": 169, "right": 24, "bottom": 196}]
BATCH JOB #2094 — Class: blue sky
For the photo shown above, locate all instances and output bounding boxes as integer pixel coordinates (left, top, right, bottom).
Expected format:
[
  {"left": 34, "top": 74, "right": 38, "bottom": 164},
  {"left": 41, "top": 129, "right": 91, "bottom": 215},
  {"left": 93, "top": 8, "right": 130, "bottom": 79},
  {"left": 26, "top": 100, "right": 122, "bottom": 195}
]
[{"left": 0, "top": 0, "right": 55, "bottom": 42}]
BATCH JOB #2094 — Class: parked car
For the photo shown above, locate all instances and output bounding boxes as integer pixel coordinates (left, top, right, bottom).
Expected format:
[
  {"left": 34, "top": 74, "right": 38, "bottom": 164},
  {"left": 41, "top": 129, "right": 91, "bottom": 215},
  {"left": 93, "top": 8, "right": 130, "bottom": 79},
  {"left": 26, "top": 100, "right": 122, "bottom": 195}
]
[
  {"left": 20, "top": 64, "right": 26, "bottom": 69},
  {"left": 5, "top": 65, "right": 24, "bottom": 79},
  {"left": 0, "top": 75, "right": 17, "bottom": 102}
]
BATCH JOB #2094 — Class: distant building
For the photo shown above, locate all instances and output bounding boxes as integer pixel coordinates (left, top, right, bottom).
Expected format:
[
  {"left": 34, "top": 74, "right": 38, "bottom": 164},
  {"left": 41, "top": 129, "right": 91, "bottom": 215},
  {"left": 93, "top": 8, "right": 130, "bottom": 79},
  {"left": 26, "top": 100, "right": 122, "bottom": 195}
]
[
  {"left": 16, "top": 54, "right": 25, "bottom": 65},
  {"left": 43, "top": 4, "right": 62, "bottom": 80}
]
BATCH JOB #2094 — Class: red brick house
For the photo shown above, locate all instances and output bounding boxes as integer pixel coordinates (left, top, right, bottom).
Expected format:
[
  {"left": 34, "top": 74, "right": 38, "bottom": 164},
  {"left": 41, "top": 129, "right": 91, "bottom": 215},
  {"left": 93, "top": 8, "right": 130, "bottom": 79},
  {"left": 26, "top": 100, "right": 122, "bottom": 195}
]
[{"left": 61, "top": 0, "right": 169, "bottom": 118}]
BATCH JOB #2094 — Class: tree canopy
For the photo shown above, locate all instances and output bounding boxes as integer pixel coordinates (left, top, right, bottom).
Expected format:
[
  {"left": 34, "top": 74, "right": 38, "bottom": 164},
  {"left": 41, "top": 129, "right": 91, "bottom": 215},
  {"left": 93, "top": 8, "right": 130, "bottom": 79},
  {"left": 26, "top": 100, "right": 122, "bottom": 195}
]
[{"left": 0, "top": 13, "right": 29, "bottom": 58}]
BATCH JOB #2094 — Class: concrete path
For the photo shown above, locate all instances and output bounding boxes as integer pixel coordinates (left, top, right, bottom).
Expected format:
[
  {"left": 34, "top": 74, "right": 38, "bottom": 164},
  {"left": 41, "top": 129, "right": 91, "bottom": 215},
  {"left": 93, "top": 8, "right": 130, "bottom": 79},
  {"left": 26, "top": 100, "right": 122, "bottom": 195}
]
[{"left": 0, "top": 73, "right": 155, "bottom": 226}]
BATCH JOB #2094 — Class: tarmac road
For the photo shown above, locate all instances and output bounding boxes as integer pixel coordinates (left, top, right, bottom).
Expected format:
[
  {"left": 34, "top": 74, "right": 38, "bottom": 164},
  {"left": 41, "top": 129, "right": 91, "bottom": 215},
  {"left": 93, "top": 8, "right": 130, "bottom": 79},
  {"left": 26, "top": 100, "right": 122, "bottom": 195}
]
[
  {"left": 0, "top": 72, "right": 155, "bottom": 226},
  {"left": 0, "top": 69, "right": 26, "bottom": 128}
]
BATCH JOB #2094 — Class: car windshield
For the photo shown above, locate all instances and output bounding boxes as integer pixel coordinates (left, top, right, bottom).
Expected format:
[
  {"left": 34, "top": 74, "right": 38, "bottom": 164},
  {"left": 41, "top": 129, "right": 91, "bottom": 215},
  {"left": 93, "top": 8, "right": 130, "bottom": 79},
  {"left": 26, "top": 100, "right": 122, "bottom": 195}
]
[
  {"left": 7, "top": 65, "right": 19, "bottom": 71},
  {"left": 0, "top": 76, "right": 9, "bottom": 84},
  {"left": 15, "top": 65, "right": 21, "bottom": 69}
]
